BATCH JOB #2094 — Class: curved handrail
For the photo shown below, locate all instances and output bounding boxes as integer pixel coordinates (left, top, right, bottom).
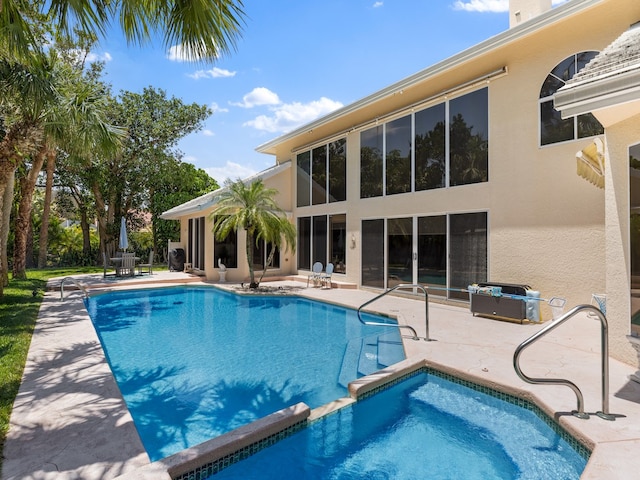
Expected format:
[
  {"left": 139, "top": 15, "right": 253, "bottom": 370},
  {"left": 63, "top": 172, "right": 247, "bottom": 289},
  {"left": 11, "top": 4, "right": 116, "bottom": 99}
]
[
  {"left": 357, "top": 283, "right": 429, "bottom": 341},
  {"left": 513, "top": 304, "right": 615, "bottom": 420},
  {"left": 60, "top": 277, "right": 89, "bottom": 301}
]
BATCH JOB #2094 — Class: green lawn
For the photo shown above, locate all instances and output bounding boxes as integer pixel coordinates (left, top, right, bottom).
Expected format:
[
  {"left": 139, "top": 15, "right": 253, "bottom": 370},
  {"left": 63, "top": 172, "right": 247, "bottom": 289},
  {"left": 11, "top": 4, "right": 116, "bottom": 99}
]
[{"left": 0, "top": 267, "right": 102, "bottom": 473}]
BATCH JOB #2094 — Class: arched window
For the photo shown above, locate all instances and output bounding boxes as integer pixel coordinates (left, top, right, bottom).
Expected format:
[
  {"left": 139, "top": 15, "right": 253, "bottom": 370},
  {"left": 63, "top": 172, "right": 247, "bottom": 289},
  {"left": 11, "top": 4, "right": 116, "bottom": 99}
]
[{"left": 539, "top": 52, "right": 604, "bottom": 146}]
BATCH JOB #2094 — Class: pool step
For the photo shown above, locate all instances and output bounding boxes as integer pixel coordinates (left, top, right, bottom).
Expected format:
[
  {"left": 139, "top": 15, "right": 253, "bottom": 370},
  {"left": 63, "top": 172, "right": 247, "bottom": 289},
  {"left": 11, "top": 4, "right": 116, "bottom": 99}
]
[
  {"left": 358, "top": 338, "right": 380, "bottom": 377},
  {"left": 338, "top": 333, "right": 406, "bottom": 388},
  {"left": 338, "top": 339, "right": 363, "bottom": 388},
  {"left": 377, "top": 332, "right": 405, "bottom": 367}
]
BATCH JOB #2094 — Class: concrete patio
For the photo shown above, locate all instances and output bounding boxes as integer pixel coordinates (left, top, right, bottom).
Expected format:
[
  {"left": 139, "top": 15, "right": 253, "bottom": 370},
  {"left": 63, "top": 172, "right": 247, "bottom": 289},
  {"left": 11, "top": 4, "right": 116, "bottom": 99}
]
[{"left": 3, "top": 273, "right": 640, "bottom": 479}]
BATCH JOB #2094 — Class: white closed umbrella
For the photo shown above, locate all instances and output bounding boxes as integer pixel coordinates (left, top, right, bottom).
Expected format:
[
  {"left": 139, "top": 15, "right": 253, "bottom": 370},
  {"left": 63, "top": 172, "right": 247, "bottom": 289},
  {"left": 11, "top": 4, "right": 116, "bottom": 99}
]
[{"left": 119, "top": 217, "right": 129, "bottom": 251}]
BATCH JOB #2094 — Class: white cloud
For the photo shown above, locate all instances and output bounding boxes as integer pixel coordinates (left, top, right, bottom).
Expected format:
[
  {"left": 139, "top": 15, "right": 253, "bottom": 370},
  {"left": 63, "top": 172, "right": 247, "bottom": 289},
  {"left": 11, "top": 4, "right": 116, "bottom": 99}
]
[
  {"left": 244, "top": 97, "right": 344, "bottom": 134},
  {"left": 166, "top": 42, "right": 220, "bottom": 62},
  {"left": 202, "top": 129, "right": 215, "bottom": 137},
  {"left": 86, "top": 51, "right": 112, "bottom": 63},
  {"left": 452, "top": 0, "right": 567, "bottom": 12},
  {"left": 166, "top": 44, "right": 191, "bottom": 61},
  {"left": 232, "top": 87, "right": 280, "bottom": 108},
  {"left": 210, "top": 102, "right": 229, "bottom": 114},
  {"left": 187, "top": 67, "right": 236, "bottom": 79},
  {"left": 452, "top": 0, "right": 508, "bottom": 12},
  {"left": 205, "top": 162, "right": 257, "bottom": 184},
  {"left": 373, "top": 1, "right": 383, "bottom": 7}
]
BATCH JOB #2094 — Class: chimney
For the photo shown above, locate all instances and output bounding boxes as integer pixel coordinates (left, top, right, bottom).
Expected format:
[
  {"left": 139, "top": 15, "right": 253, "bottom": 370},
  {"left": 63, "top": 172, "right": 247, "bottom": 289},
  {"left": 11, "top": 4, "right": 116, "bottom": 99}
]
[{"left": 510, "top": 0, "right": 553, "bottom": 27}]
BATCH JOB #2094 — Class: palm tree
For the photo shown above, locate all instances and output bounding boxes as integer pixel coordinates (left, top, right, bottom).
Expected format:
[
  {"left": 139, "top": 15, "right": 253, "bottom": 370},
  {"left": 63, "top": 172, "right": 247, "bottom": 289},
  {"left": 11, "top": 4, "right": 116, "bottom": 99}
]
[
  {"left": 0, "top": 1, "right": 246, "bottom": 63},
  {"left": 210, "top": 179, "right": 296, "bottom": 289},
  {"left": 7, "top": 49, "right": 123, "bottom": 280}
]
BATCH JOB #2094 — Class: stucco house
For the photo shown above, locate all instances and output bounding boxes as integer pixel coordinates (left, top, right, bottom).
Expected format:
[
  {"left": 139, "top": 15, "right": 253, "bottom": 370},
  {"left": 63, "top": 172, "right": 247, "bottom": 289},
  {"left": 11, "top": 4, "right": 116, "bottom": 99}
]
[{"left": 161, "top": 0, "right": 640, "bottom": 371}]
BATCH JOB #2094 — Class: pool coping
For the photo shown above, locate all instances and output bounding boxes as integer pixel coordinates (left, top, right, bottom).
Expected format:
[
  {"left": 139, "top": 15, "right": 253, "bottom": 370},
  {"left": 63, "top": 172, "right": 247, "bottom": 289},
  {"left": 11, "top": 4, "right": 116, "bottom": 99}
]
[{"left": 116, "top": 403, "right": 310, "bottom": 480}]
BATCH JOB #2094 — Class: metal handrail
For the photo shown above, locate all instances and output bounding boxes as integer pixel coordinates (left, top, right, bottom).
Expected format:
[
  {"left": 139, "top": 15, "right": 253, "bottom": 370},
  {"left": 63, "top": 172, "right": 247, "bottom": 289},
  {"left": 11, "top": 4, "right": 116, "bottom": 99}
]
[
  {"left": 60, "top": 277, "right": 89, "bottom": 301},
  {"left": 357, "top": 283, "right": 430, "bottom": 341},
  {"left": 513, "top": 304, "right": 615, "bottom": 420}
]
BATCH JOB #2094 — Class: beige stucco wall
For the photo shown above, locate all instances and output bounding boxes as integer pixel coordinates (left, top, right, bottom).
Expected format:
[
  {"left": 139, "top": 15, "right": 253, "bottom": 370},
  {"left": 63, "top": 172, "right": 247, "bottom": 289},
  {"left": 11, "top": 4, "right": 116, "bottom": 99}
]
[{"left": 602, "top": 115, "right": 640, "bottom": 366}]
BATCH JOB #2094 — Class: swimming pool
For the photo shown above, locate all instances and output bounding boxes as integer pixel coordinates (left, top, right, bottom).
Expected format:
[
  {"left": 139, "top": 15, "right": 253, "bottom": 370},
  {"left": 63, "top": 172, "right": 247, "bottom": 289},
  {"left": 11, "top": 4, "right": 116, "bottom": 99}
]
[
  {"left": 85, "top": 286, "right": 405, "bottom": 461},
  {"left": 202, "top": 370, "right": 588, "bottom": 479}
]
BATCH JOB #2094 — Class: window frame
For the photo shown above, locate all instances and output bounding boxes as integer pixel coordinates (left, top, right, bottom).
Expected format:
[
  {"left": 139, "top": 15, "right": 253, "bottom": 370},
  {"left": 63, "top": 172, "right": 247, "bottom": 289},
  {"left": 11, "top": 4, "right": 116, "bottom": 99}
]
[
  {"left": 297, "top": 138, "right": 347, "bottom": 207},
  {"left": 360, "top": 86, "right": 488, "bottom": 198},
  {"left": 539, "top": 51, "right": 603, "bottom": 147}
]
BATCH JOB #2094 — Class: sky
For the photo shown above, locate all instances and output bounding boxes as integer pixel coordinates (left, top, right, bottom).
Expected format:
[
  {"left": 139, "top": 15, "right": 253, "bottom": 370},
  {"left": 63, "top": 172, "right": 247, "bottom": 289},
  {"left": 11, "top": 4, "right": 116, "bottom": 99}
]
[{"left": 90, "top": 0, "right": 566, "bottom": 185}]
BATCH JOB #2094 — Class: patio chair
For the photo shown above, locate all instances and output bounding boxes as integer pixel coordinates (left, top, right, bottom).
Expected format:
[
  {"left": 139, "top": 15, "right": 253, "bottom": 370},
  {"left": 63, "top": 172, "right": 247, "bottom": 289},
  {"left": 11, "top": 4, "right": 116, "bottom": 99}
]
[
  {"left": 307, "top": 261, "right": 323, "bottom": 287},
  {"left": 103, "top": 252, "right": 116, "bottom": 278},
  {"left": 137, "top": 250, "right": 154, "bottom": 275},
  {"left": 320, "top": 263, "right": 334, "bottom": 289},
  {"left": 117, "top": 252, "right": 136, "bottom": 277}
]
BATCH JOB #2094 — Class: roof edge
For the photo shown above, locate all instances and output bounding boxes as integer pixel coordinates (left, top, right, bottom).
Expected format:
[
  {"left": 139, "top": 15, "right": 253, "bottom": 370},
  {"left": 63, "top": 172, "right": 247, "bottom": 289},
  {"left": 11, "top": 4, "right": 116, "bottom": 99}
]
[
  {"left": 160, "top": 161, "right": 292, "bottom": 220},
  {"left": 555, "top": 69, "right": 640, "bottom": 117}
]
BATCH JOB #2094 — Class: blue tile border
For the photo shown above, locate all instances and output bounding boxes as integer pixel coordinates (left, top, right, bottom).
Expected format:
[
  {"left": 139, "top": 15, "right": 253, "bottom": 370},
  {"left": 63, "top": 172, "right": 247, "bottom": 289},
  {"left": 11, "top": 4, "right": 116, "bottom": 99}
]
[{"left": 171, "top": 420, "right": 307, "bottom": 480}]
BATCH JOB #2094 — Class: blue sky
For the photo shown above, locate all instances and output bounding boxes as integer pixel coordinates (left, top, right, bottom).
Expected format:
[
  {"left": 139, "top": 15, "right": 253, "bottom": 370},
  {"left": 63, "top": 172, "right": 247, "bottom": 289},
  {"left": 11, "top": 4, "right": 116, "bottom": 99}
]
[{"left": 91, "top": 0, "right": 565, "bottom": 185}]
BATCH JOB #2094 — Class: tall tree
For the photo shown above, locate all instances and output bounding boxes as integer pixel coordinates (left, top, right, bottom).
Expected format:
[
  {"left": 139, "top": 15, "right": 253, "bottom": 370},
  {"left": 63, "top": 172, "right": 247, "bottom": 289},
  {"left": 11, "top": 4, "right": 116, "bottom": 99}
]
[
  {"left": 37, "top": 149, "right": 56, "bottom": 268},
  {"left": 12, "top": 149, "right": 46, "bottom": 278},
  {"left": 0, "top": 56, "right": 53, "bottom": 289},
  {"left": 150, "top": 156, "right": 218, "bottom": 261},
  {"left": 82, "top": 87, "right": 211, "bottom": 257},
  {"left": 210, "top": 179, "right": 296, "bottom": 289},
  {"left": 8, "top": 47, "right": 122, "bottom": 279}
]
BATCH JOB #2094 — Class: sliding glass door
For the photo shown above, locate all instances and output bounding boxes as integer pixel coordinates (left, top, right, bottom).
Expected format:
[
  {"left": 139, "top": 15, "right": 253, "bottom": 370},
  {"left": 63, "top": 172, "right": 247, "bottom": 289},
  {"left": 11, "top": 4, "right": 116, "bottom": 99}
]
[
  {"left": 630, "top": 143, "right": 640, "bottom": 336},
  {"left": 418, "top": 215, "right": 447, "bottom": 291},
  {"left": 362, "top": 219, "right": 384, "bottom": 288},
  {"left": 387, "top": 218, "right": 412, "bottom": 288},
  {"left": 449, "top": 212, "right": 487, "bottom": 300},
  {"left": 361, "top": 213, "right": 487, "bottom": 299}
]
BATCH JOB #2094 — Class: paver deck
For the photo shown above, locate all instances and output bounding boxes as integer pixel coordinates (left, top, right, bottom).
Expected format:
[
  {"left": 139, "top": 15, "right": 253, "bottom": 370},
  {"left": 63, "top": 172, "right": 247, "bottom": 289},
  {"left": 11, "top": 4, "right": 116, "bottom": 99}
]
[{"left": 3, "top": 273, "right": 640, "bottom": 479}]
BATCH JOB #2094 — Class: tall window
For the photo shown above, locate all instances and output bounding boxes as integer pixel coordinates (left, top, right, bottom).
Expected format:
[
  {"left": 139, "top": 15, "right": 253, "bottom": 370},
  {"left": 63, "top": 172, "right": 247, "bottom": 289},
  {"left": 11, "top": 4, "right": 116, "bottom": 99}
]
[
  {"left": 387, "top": 217, "right": 412, "bottom": 287},
  {"left": 329, "top": 139, "right": 346, "bottom": 202},
  {"left": 214, "top": 229, "right": 237, "bottom": 268},
  {"left": 630, "top": 143, "right": 640, "bottom": 337},
  {"left": 329, "top": 214, "right": 346, "bottom": 273},
  {"left": 386, "top": 116, "right": 412, "bottom": 195},
  {"left": 540, "top": 52, "right": 603, "bottom": 145},
  {"left": 312, "top": 215, "right": 327, "bottom": 266},
  {"left": 415, "top": 104, "right": 445, "bottom": 191},
  {"left": 360, "top": 126, "right": 384, "bottom": 198},
  {"left": 312, "top": 145, "right": 327, "bottom": 205},
  {"left": 298, "top": 214, "right": 347, "bottom": 272},
  {"left": 449, "top": 88, "right": 488, "bottom": 186},
  {"left": 362, "top": 219, "right": 384, "bottom": 288},
  {"left": 296, "top": 151, "right": 311, "bottom": 207},
  {"left": 188, "top": 217, "right": 205, "bottom": 270},
  {"left": 418, "top": 215, "right": 447, "bottom": 289},
  {"left": 252, "top": 241, "right": 279, "bottom": 271},
  {"left": 298, "top": 217, "right": 311, "bottom": 270},
  {"left": 297, "top": 138, "right": 346, "bottom": 206},
  {"left": 449, "top": 212, "right": 487, "bottom": 300},
  {"left": 360, "top": 87, "right": 488, "bottom": 197}
]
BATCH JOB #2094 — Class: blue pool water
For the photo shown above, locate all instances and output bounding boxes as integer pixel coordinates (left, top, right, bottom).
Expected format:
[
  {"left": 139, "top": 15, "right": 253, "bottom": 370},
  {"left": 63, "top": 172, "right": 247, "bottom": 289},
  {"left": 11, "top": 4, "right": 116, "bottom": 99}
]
[
  {"left": 208, "top": 372, "right": 588, "bottom": 479},
  {"left": 86, "top": 286, "right": 404, "bottom": 461}
]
